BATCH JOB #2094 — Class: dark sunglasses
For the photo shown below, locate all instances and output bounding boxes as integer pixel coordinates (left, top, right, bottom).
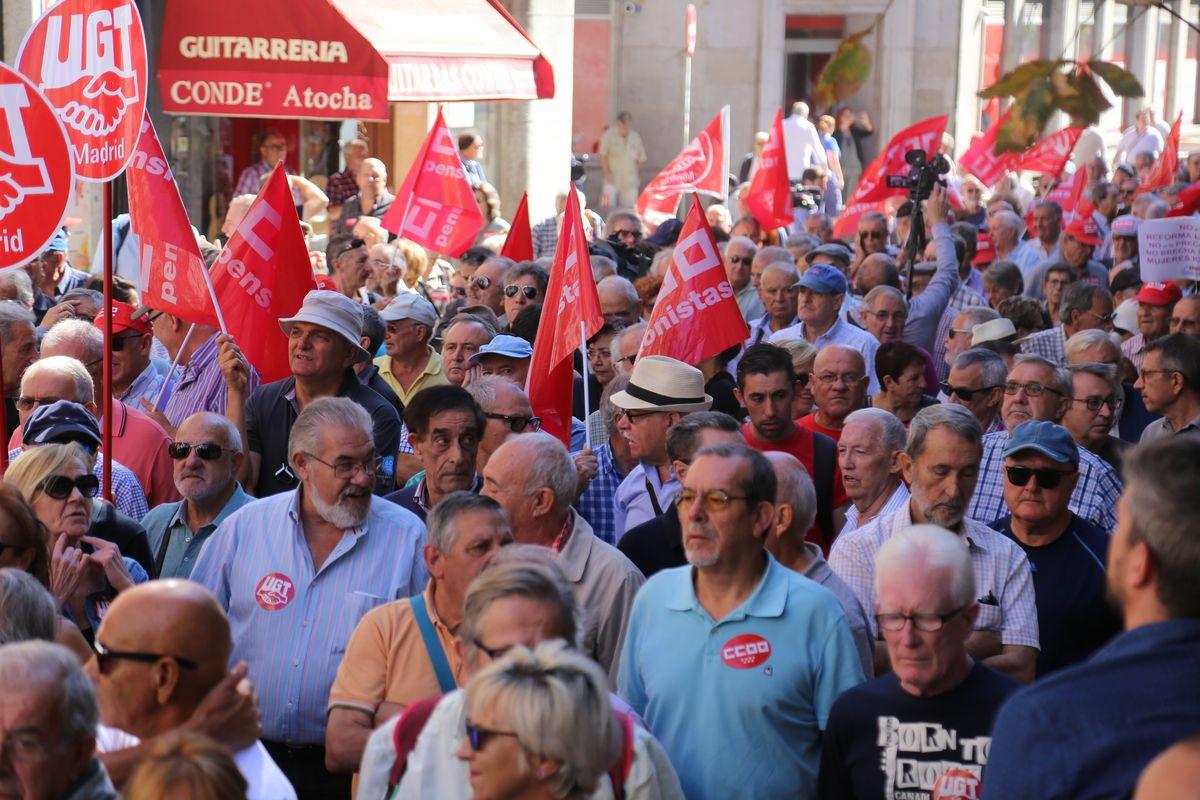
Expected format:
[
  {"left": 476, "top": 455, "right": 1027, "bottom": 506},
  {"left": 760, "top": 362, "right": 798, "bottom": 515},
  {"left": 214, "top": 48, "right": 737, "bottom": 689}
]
[
  {"left": 860, "top": 229, "right": 887, "bottom": 239},
  {"left": 727, "top": 255, "right": 753, "bottom": 265},
  {"left": 95, "top": 639, "right": 198, "bottom": 672},
  {"left": 465, "top": 722, "right": 519, "bottom": 751},
  {"left": 38, "top": 474, "right": 99, "bottom": 500},
  {"left": 795, "top": 373, "right": 810, "bottom": 387},
  {"left": 939, "top": 382, "right": 999, "bottom": 401},
  {"left": 610, "top": 229, "right": 642, "bottom": 241},
  {"left": 110, "top": 333, "right": 145, "bottom": 352},
  {"left": 451, "top": 286, "right": 468, "bottom": 297},
  {"left": 1005, "top": 465, "right": 1076, "bottom": 489},
  {"left": 504, "top": 284, "right": 538, "bottom": 299},
  {"left": 168, "top": 442, "right": 227, "bottom": 461},
  {"left": 484, "top": 412, "right": 542, "bottom": 433}
]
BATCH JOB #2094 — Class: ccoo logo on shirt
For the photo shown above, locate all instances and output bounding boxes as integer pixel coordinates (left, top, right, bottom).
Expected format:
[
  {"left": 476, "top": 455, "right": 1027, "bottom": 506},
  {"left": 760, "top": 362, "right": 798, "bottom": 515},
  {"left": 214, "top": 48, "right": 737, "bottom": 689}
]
[
  {"left": 255, "top": 572, "right": 294, "bottom": 611},
  {"left": 720, "top": 633, "right": 771, "bottom": 669}
]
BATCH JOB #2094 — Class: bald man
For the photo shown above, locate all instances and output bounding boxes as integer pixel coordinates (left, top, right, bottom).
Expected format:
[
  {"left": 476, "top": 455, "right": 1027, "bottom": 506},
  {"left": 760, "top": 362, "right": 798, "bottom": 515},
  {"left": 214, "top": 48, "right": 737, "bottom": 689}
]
[
  {"left": 798, "top": 344, "right": 869, "bottom": 442},
  {"left": 91, "top": 580, "right": 296, "bottom": 799},
  {"left": 746, "top": 262, "right": 801, "bottom": 346}
]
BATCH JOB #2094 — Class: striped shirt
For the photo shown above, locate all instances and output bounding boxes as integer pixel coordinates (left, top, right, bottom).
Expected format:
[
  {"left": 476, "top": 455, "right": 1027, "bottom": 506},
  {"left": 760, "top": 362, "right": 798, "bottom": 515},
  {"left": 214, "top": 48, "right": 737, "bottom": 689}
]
[
  {"left": 839, "top": 481, "right": 910, "bottom": 536},
  {"left": 163, "top": 333, "right": 261, "bottom": 429},
  {"left": 7, "top": 447, "right": 148, "bottom": 521},
  {"left": 190, "top": 489, "right": 427, "bottom": 745}
]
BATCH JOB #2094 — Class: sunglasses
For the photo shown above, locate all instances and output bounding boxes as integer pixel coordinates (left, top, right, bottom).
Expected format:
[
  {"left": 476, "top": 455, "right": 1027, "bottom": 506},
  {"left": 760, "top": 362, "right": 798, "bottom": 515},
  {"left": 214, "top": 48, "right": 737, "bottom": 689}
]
[
  {"left": 451, "top": 286, "right": 468, "bottom": 297},
  {"left": 860, "top": 229, "right": 887, "bottom": 239},
  {"left": 168, "top": 442, "right": 226, "bottom": 461},
  {"left": 1005, "top": 465, "right": 1076, "bottom": 489},
  {"left": 110, "top": 333, "right": 145, "bottom": 352},
  {"left": 504, "top": 284, "right": 538, "bottom": 299},
  {"left": 611, "top": 229, "right": 643, "bottom": 241},
  {"left": 484, "top": 412, "right": 542, "bottom": 433},
  {"left": 465, "top": 722, "right": 519, "bottom": 752},
  {"left": 939, "top": 382, "right": 999, "bottom": 401},
  {"left": 727, "top": 255, "right": 753, "bottom": 265},
  {"left": 38, "top": 474, "right": 99, "bottom": 500},
  {"left": 95, "top": 639, "right": 198, "bottom": 672}
]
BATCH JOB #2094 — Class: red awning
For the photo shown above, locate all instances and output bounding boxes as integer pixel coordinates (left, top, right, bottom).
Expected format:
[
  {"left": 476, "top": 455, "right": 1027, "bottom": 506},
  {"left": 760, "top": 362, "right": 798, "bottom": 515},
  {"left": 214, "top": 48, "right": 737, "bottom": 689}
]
[{"left": 158, "top": 0, "right": 555, "bottom": 122}]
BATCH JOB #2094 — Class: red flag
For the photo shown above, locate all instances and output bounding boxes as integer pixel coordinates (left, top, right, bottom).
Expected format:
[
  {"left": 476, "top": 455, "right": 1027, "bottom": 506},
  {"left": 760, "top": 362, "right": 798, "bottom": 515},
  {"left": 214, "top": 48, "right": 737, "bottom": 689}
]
[
  {"left": 636, "top": 106, "right": 729, "bottom": 218},
  {"left": 526, "top": 189, "right": 604, "bottom": 445},
  {"left": 1167, "top": 179, "right": 1200, "bottom": 217},
  {"left": 380, "top": 108, "right": 485, "bottom": 257},
  {"left": 500, "top": 192, "right": 533, "bottom": 261},
  {"left": 960, "top": 110, "right": 1017, "bottom": 187},
  {"left": 1135, "top": 112, "right": 1182, "bottom": 196},
  {"left": 637, "top": 195, "right": 749, "bottom": 364},
  {"left": 1041, "top": 169, "right": 1090, "bottom": 227},
  {"left": 833, "top": 115, "right": 948, "bottom": 238},
  {"left": 127, "top": 111, "right": 219, "bottom": 328},
  {"left": 210, "top": 165, "right": 316, "bottom": 382},
  {"left": 1020, "top": 127, "right": 1084, "bottom": 179},
  {"left": 742, "top": 108, "right": 793, "bottom": 230}
]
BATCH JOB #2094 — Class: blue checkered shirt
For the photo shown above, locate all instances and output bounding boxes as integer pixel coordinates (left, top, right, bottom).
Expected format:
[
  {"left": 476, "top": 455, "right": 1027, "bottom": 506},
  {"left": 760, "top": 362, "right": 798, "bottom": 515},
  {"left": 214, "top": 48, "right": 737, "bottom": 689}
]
[
  {"left": 531, "top": 217, "right": 559, "bottom": 259},
  {"left": 575, "top": 443, "right": 626, "bottom": 545},
  {"left": 1021, "top": 326, "right": 1067, "bottom": 365},
  {"left": 933, "top": 285, "right": 990, "bottom": 380},
  {"left": 967, "top": 430, "right": 1122, "bottom": 533}
]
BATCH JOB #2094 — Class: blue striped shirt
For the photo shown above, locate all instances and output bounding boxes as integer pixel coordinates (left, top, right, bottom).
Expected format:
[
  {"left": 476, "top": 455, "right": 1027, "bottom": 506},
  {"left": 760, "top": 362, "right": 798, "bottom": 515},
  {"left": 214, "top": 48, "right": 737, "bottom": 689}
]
[
  {"left": 163, "top": 333, "right": 261, "bottom": 429},
  {"left": 7, "top": 447, "right": 148, "bottom": 521},
  {"left": 189, "top": 489, "right": 428, "bottom": 744}
]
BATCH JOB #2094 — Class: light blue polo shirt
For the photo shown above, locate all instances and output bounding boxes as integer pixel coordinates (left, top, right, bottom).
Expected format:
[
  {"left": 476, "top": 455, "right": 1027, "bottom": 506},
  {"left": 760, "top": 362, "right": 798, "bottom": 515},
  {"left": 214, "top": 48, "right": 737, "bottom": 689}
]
[{"left": 617, "top": 553, "right": 865, "bottom": 800}]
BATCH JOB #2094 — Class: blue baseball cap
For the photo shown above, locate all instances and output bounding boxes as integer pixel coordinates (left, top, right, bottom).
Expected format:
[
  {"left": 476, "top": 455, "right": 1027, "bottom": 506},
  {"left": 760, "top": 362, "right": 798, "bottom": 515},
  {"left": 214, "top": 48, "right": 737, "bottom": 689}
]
[
  {"left": 23, "top": 401, "right": 101, "bottom": 454},
  {"left": 44, "top": 228, "right": 68, "bottom": 254},
  {"left": 1002, "top": 420, "right": 1079, "bottom": 467},
  {"left": 469, "top": 334, "right": 533, "bottom": 364},
  {"left": 793, "top": 263, "right": 848, "bottom": 295}
]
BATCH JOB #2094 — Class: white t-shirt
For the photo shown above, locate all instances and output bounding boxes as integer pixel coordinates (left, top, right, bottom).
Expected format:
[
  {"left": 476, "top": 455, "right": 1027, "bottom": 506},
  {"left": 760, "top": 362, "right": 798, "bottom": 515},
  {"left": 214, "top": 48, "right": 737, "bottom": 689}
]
[
  {"left": 1115, "top": 126, "right": 1164, "bottom": 161},
  {"left": 781, "top": 115, "right": 828, "bottom": 180}
]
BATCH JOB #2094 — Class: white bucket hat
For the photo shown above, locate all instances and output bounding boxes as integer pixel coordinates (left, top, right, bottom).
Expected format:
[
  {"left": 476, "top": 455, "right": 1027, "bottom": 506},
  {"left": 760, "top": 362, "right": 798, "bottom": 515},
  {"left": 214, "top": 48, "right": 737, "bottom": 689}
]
[
  {"left": 610, "top": 355, "right": 713, "bottom": 413},
  {"left": 971, "top": 317, "right": 1017, "bottom": 346},
  {"left": 279, "top": 289, "right": 371, "bottom": 363}
]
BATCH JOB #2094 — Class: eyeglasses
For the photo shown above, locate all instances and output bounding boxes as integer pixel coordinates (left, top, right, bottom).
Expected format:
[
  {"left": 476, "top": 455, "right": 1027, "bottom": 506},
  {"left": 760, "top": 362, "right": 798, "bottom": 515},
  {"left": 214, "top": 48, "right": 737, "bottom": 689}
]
[
  {"left": 1070, "top": 395, "right": 1123, "bottom": 413},
  {"left": 677, "top": 488, "right": 750, "bottom": 512},
  {"left": 484, "top": 412, "right": 542, "bottom": 433},
  {"left": 168, "top": 442, "right": 227, "bottom": 461},
  {"left": 1005, "top": 465, "right": 1077, "bottom": 489},
  {"left": 1082, "top": 310, "right": 1116, "bottom": 325},
  {"left": 586, "top": 347, "right": 611, "bottom": 361},
  {"left": 875, "top": 606, "right": 967, "bottom": 633},
  {"left": 0, "top": 731, "right": 56, "bottom": 764},
  {"left": 110, "top": 333, "right": 144, "bottom": 352},
  {"left": 946, "top": 328, "right": 973, "bottom": 340},
  {"left": 472, "top": 637, "right": 515, "bottom": 660},
  {"left": 939, "top": 382, "right": 999, "bottom": 401},
  {"left": 814, "top": 372, "right": 865, "bottom": 386},
  {"left": 860, "top": 229, "right": 887, "bottom": 239},
  {"left": 302, "top": 452, "right": 381, "bottom": 480},
  {"left": 470, "top": 276, "right": 492, "bottom": 290},
  {"left": 95, "top": 639, "right": 198, "bottom": 672},
  {"left": 1003, "top": 380, "right": 1063, "bottom": 397},
  {"left": 465, "top": 722, "right": 519, "bottom": 751},
  {"left": 867, "top": 309, "right": 908, "bottom": 323},
  {"left": 37, "top": 474, "right": 99, "bottom": 500},
  {"left": 727, "top": 255, "right": 754, "bottom": 265},
  {"left": 503, "top": 284, "right": 538, "bottom": 300},
  {"left": 795, "top": 373, "right": 810, "bottom": 387},
  {"left": 1140, "top": 368, "right": 1180, "bottom": 379},
  {"left": 14, "top": 395, "right": 62, "bottom": 412}
]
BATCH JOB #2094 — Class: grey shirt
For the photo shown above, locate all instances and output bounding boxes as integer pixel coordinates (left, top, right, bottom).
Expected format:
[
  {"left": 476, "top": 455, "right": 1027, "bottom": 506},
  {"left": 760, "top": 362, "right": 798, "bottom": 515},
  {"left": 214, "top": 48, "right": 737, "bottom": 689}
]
[
  {"left": 800, "top": 542, "right": 876, "bottom": 679},
  {"left": 1139, "top": 409, "right": 1200, "bottom": 444}
]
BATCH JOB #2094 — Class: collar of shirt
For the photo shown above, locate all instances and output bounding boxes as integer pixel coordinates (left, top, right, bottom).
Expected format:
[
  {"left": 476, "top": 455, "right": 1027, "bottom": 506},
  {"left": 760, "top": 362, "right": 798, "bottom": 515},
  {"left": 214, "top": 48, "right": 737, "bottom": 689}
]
[
  {"left": 121, "top": 362, "right": 162, "bottom": 403},
  {"left": 288, "top": 486, "right": 369, "bottom": 546},
  {"left": 844, "top": 481, "right": 910, "bottom": 530},
  {"left": 282, "top": 369, "right": 362, "bottom": 409},
  {"left": 551, "top": 508, "right": 576, "bottom": 553},
  {"left": 665, "top": 552, "right": 788, "bottom": 622},
  {"left": 800, "top": 316, "right": 847, "bottom": 348},
  {"left": 594, "top": 443, "right": 625, "bottom": 479},
  {"left": 1091, "top": 618, "right": 1200, "bottom": 664},
  {"left": 178, "top": 333, "right": 220, "bottom": 386},
  {"left": 167, "top": 483, "right": 250, "bottom": 533},
  {"left": 556, "top": 512, "right": 600, "bottom": 581},
  {"left": 885, "top": 500, "right": 990, "bottom": 553},
  {"left": 414, "top": 474, "right": 482, "bottom": 513}
]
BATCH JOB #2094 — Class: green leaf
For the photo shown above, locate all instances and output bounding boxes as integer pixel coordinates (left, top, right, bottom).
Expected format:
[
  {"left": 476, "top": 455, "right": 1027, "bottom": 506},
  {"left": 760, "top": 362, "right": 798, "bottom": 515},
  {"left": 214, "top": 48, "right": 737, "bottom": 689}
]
[
  {"left": 1087, "top": 60, "right": 1144, "bottom": 97},
  {"left": 996, "top": 81, "right": 1057, "bottom": 153},
  {"left": 980, "top": 60, "right": 1063, "bottom": 99},
  {"left": 1058, "top": 71, "right": 1111, "bottom": 125},
  {"left": 813, "top": 31, "right": 872, "bottom": 111}
]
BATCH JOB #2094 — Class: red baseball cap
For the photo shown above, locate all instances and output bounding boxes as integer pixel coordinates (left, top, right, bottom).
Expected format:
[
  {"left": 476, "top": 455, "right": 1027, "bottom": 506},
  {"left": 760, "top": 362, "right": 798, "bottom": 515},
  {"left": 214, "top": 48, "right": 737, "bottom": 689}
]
[
  {"left": 94, "top": 301, "right": 150, "bottom": 336},
  {"left": 972, "top": 231, "right": 996, "bottom": 266},
  {"left": 1064, "top": 216, "right": 1103, "bottom": 246},
  {"left": 1135, "top": 281, "right": 1184, "bottom": 306}
]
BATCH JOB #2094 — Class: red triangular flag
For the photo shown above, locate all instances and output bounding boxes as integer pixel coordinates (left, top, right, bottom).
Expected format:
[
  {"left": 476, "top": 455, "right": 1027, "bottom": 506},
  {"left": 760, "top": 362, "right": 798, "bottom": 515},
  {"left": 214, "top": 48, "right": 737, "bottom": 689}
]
[
  {"left": 638, "top": 194, "right": 750, "bottom": 364},
  {"left": 1020, "top": 127, "right": 1084, "bottom": 180},
  {"left": 500, "top": 192, "right": 534, "bottom": 262},
  {"left": 636, "top": 106, "right": 729, "bottom": 218},
  {"left": 127, "top": 110, "right": 219, "bottom": 328},
  {"left": 210, "top": 165, "right": 317, "bottom": 382},
  {"left": 960, "top": 110, "right": 1018, "bottom": 187},
  {"left": 526, "top": 189, "right": 604, "bottom": 445},
  {"left": 1167, "top": 179, "right": 1200, "bottom": 217},
  {"left": 1135, "top": 112, "right": 1182, "bottom": 196},
  {"left": 742, "top": 108, "right": 793, "bottom": 230},
  {"left": 380, "top": 108, "right": 485, "bottom": 256}
]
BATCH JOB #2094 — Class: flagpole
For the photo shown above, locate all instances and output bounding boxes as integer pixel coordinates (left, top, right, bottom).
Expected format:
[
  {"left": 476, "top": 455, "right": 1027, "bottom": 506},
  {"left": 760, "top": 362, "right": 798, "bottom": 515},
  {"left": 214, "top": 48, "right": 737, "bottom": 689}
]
[
  {"left": 198, "top": 255, "right": 229, "bottom": 335},
  {"left": 580, "top": 320, "right": 592, "bottom": 450},
  {"left": 102, "top": 183, "right": 114, "bottom": 503},
  {"left": 154, "top": 323, "right": 195, "bottom": 412}
]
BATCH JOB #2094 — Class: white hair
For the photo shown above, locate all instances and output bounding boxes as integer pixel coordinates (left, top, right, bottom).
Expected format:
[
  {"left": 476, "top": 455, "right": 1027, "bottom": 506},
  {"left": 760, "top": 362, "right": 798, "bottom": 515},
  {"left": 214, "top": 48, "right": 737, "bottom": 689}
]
[
  {"left": 513, "top": 433, "right": 578, "bottom": 514},
  {"left": 843, "top": 407, "right": 907, "bottom": 453},
  {"left": 40, "top": 319, "right": 103, "bottom": 365},
  {"left": 0, "top": 568, "right": 57, "bottom": 644},
  {"left": 597, "top": 275, "right": 639, "bottom": 306},
  {"left": 288, "top": 397, "right": 373, "bottom": 464},
  {"left": 874, "top": 524, "right": 976, "bottom": 608},
  {"left": 22, "top": 356, "right": 94, "bottom": 404}
]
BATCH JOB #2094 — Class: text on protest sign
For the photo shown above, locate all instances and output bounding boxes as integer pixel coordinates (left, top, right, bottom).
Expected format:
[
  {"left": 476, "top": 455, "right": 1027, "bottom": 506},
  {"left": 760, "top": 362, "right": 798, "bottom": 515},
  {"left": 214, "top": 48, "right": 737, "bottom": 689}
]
[{"left": 1138, "top": 217, "right": 1200, "bottom": 283}]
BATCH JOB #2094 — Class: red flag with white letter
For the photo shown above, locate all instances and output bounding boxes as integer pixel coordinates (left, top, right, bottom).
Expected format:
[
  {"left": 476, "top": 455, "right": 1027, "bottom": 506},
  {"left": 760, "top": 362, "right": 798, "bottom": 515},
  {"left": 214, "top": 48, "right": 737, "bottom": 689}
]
[
  {"left": 636, "top": 106, "right": 729, "bottom": 218},
  {"left": 638, "top": 194, "right": 749, "bottom": 364},
  {"left": 1135, "top": 112, "right": 1181, "bottom": 196},
  {"left": 210, "top": 165, "right": 316, "bottom": 382},
  {"left": 742, "top": 108, "right": 793, "bottom": 231},
  {"left": 380, "top": 108, "right": 485, "bottom": 257},
  {"left": 1019, "top": 127, "right": 1083, "bottom": 179},
  {"left": 501, "top": 192, "right": 533, "bottom": 261},
  {"left": 127, "top": 111, "right": 218, "bottom": 328},
  {"left": 959, "top": 110, "right": 1017, "bottom": 187},
  {"left": 526, "top": 189, "right": 604, "bottom": 445}
]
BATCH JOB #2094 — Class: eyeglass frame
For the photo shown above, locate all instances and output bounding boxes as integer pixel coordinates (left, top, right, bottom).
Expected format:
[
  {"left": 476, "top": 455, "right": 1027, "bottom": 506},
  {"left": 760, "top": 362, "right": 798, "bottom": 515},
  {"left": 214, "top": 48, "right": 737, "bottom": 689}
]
[
  {"left": 875, "top": 605, "right": 968, "bottom": 633},
  {"left": 503, "top": 284, "right": 539, "bottom": 300},
  {"left": 1069, "top": 394, "right": 1123, "bottom": 413},
  {"left": 465, "top": 722, "right": 520, "bottom": 751},
  {"left": 483, "top": 412, "right": 542, "bottom": 433},
  {"left": 94, "top": 639, "right": 198, "bottom": 671},
  {"left": 1004, "top": 464, "right": 1077, "bottom": 490},
  {"left": 939, "top": 382, "right": 1000, "bottom": 401},
  {"left": 167, "top": 442, "right": 227, "bottom": 461},
  {"left": 301, "top": 452, "right": 381, "bottom": 480},
  {"left": 676, "top": 488, "right": 752, "bottom": 512},
  {"left": 1003, "top": 380, "right": 1064, "bottom": 398}
]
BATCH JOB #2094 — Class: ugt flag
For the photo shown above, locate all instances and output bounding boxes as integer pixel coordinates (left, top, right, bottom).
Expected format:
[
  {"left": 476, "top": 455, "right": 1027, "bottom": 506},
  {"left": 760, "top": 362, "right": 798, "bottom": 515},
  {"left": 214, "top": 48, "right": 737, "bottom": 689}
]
[
  {"left": 1020, "top": 127, "right": 1084, "bottom": 179},
  {"left": 636, "top": 106, "right": 730, "bottom": 219},
  {"left": 742, "top": 108, "right": 793, "bottom": 231},
  {"left": 959, "top": 110, "right": 1017, "bottom": 187}
]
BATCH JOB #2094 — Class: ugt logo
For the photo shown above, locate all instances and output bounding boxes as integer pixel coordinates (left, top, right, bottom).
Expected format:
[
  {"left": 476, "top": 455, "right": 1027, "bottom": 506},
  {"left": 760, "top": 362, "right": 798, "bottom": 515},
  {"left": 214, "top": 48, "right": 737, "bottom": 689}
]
[{"left": 0, "top": 84, "right": 52, "bottom": 222}]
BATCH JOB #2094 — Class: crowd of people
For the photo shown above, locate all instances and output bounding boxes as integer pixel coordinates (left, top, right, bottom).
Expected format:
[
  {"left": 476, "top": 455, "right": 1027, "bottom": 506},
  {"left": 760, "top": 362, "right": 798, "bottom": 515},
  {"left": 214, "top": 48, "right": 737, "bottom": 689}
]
[{"left": 0, "top": 96, "right": 1199, "bottom": 800}]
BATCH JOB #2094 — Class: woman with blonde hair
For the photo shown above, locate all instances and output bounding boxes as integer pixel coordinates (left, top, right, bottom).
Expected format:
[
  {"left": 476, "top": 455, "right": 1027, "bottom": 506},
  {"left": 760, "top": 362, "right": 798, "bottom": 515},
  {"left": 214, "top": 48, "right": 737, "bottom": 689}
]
[{"left": 124, "top": 731, "right": 248, "bottom": 800}]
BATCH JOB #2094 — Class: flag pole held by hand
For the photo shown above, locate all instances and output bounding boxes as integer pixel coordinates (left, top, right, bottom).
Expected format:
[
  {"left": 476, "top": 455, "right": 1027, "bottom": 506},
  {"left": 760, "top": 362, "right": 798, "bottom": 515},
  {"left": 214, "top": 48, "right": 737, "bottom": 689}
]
[
  {"left": 580, "top": 320, "right": 591, "bottom": 450},
  {"left": 154, "top": 323, "right": 196, "bottom": 412}
]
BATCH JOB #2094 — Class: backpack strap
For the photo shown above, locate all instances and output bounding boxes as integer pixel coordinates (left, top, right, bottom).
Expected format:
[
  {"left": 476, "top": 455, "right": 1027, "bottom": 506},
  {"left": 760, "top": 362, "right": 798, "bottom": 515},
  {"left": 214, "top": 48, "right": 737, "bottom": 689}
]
[
  {"left": 387, "top": 695, "right": 442, "bottom": 794},
  {"left": 408, "top": 593, "right": 456, "bottom": 693},
  {"left": 811, "top": 432, "right": 836, "bottom": 551},
  {"left": 607, "top": 711, "right": 636, "bottom": 800}
]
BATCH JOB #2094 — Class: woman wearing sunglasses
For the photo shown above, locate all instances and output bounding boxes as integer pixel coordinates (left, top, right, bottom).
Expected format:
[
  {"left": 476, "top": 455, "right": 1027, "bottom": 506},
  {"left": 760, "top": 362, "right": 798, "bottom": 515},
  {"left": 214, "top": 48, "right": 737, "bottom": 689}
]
[
  {"left": 456, "top": 640, "right": 621, "bottom": 800},
  {"left": 500, "top": 264, "right": 548, "bottom": 327},
  {"left": 5, "top": 443, "right": 147, "bottom": 645}
]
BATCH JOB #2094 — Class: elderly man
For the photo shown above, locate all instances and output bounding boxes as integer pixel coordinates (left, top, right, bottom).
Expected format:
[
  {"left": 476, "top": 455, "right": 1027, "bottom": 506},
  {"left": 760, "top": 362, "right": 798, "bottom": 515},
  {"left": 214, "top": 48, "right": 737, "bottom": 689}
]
[
  {"left": 1137, "top": 332, "right": 1200, "bottom": 442},
  {"left": 736, "top": 344, "right": 845, "bottom": 547},
  {"left": 1063, "top": 362, "right": 1128, "bottom": 475},
  {"left": 326, "top": 138, "right": 368, "bottom": 217},
  {"left": 576, "top": 376, "right": 635, "bottom": 546},
  {"left": 966, "top": 355, "right": 1123, "bottom": 532},
  {"left": 597, "top": 275, "right": 642, "bottom": 327},
  {"left": 938, "top": 306, "right": 998, "bottom": 381},
  {"left": 1066, "top": 328, "right": 1160, "bottom": 443},
  {"left": 465, "top": 256, "right": 513, "bottom": 320},
  {"left": 1170, "top": 295, "right": 1200, "bottom": 335},
  {"left": 336, "top": 158, "right": 394, "bottom": 233},
  {"left": 619, "top": 443, "right": 864, "bottom": 800},
  {"left": 227, "top": 290, "right": 401, "bottom": 497},
  {"left": 986, "top": 438, "right": 1200, "bottom": 798},
  {"left": 140, "top": 413, "right": 251, "bottom": 579},
  {"left": 482, "top": 433, "right": 645, "bottom": 680},
  {"left": 1022, "top": 283, "right": 1115, "bottom": 365},
  {"left": 31, "top": 230, "right": 89, "bottom": 313},
  {"left": 724, "top": 236, "right": 763, "bottom": 322},
  {"left": 798, "top": 344, "right": 869, "bottom": 442},
  {"left": 837, "top": 408, "right": 910, "bottom": 535},
  {"left": 829, "top": 404, "right": 1039, "bottom": 683},
  {"left": 0, "top": 301, "right": 37, "bottom": 432},
  {"left": 90, "top": 581, "right": 296, "bottom": 798},
  {"left": 946, "top": 348, "right": 1008, "bottom": 434},
  {"left": 1012, "top": 201, "right": 1063, "bottom": 269},
  {"left": 1026, "top": 216, "right": 1108, "bottom": 301},
  {"left": 468, "top": 334, "right": 532, "bottom": 388},
  {"left": 0, "top": 641, "right": 117, "bottom": 799},
  {"left": 764, "top": 451, "right": 874, "bottom": 677},
  {"left": 612, "top": 321, "right": 647, "bottom": 377},
  {"left": 819, "top": 525, "right": 1020, "bottom": 799},
  {"left": 610, "top": 356, "right": 712, "bottom": 535},
  {"left": 373, "top": 294, "right": 447, "bottom": 407},
  {"left": 325, "top": 238, "right": 374, "bottom": 304},
  {"left": 860, "top": 287, "right": 939, "bottom": 395},
  {"left": 190, "top": 398, "right": 427, "bottom": 797},
  {"left": 745, "top": 262, "right": 800, "bottom": 347},
  {"left": 94, "top": 301, "right": 166, "bottom": 408},
  {"left": 234, "top": 130, "right": 293, "bottom": 195},
  {"left": 385, "top": 386, "right": 484, "bottom": 521},
  {"left": 325, "top": 493, "right": 511, "bottom": 774},
  {"left": 439, "top": 313, "right": 496, "bottom": 387},
  {"left": 1124, "top": 281, "right": 1182, "bottom": 373},
  {"left": 464, "top": 375, "right": 541, "bottom": 474},
  {"left": 989, "top": 209, "right": 1041, "bottom": 278},
  {"left": 989, "top": 421, "right": 1121, "bottom": 676}
]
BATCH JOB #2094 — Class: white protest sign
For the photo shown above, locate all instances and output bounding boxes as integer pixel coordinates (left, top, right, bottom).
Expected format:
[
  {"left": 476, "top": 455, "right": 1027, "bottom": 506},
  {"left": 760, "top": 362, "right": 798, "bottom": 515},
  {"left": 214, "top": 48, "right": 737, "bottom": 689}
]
[{"left": 1138, "top": 217, "right": 1200, "bottom": 283}]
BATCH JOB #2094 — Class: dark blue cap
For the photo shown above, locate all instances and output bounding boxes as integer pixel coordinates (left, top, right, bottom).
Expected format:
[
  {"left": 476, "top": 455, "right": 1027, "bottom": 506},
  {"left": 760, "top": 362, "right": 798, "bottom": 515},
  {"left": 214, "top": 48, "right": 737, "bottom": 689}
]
[
  {"left": 1003, "top": 420, "right": 1079, "bottom": 467},
  {"left": 23, "top": 401, "right": 100, "bottom": 454}
]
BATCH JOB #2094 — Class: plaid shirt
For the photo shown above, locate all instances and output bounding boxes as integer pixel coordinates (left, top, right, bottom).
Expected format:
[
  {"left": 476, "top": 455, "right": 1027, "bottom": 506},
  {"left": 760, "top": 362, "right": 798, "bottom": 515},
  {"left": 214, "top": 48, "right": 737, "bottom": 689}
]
[
  {"left": 532, "top": 216, "right": 559, "bottom": 259},
  {"left": 932, "top": 285, "right": 990, "bottom": 380},
  {"left": 968, "top": 430, "right": 1122, "bottom": 533},
  {"left": 575, "top": 443, "right": 627, "bottom": 545},
  {"left": 828, "top": 503, "right": 1039, "bottom": 647},
  {"left": 325, "top": 168, "right": 359, "bottom": 207},
  {"left": 1121, "top": 333, "right": 1149, "bottom": 373},
  {"left": 1021, "top": 326, "right": 1067, "bottom": 364}
]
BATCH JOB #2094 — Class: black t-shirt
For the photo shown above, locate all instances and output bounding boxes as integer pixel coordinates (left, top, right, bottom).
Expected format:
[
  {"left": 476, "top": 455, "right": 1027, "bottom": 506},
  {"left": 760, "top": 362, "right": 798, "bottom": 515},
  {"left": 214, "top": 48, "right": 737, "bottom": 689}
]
[
  {"left": 989, "top": 513, "right": 1122, "bottom": 675},
  {"left": 819, "top": 663, "right": 1018, "bottom": 800}
]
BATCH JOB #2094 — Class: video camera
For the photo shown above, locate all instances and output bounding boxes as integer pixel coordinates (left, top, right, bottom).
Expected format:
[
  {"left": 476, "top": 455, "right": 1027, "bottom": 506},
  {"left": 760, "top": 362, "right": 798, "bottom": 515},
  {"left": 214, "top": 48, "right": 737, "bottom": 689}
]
[
  {"left": 790, "top": 184, "right": 824, "bottom": 212},
  {"left": 885, "top": 149, "right": 950, "bottom": 203}
]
